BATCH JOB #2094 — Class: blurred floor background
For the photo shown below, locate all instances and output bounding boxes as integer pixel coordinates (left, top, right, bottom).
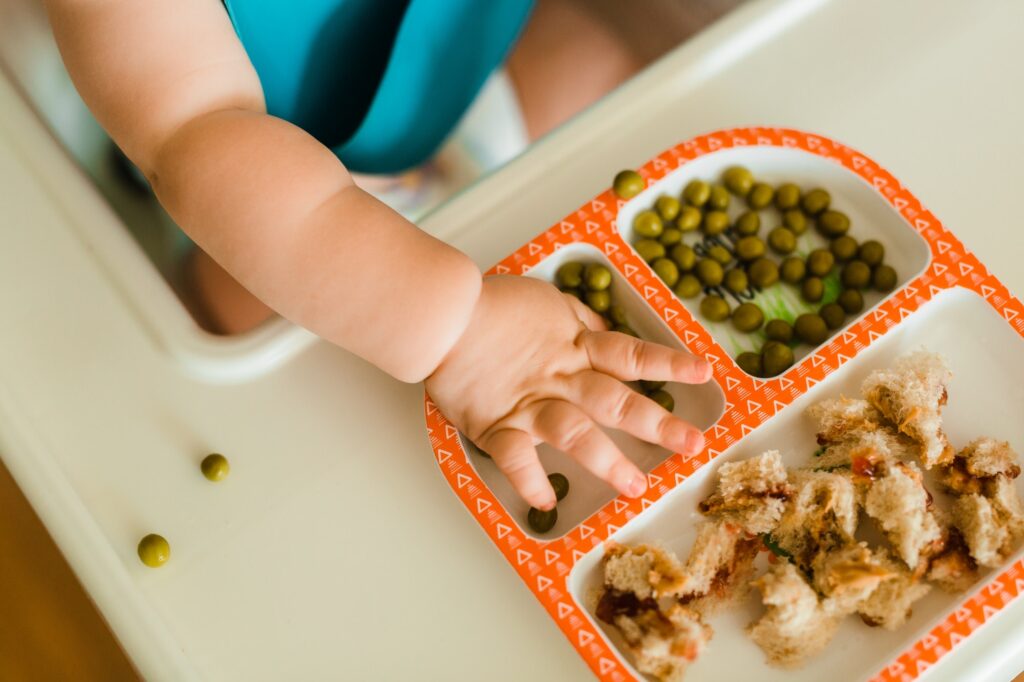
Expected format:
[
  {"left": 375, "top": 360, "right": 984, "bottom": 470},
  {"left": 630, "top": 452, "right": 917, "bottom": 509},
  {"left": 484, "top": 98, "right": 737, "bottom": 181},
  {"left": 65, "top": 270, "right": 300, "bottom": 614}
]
[{"left": 0, "top": 1, "right": 749, "bottom": 679}]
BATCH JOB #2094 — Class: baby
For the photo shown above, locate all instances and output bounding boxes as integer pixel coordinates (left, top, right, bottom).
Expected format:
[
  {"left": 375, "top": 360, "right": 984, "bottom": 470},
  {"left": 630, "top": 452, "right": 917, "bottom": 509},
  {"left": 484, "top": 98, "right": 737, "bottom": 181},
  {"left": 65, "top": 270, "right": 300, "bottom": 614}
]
[{"left": 45, "top": 0, "right": 711, "bottom": 511}]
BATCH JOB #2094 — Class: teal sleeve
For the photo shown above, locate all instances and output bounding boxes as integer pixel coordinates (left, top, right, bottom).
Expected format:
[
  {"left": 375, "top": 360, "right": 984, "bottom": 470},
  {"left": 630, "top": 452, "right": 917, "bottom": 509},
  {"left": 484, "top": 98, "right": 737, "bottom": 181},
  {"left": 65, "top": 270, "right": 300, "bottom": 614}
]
[{"left": 224, "top": 0, "right": 534, "bottom": 174}]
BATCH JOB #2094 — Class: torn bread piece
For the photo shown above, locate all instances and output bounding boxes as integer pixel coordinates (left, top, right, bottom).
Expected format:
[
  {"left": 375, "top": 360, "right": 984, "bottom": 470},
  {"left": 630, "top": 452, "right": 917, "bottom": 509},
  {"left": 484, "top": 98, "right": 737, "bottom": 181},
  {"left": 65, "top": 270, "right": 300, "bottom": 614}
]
[
  {"left": 772, "top": 471, "right": 858, "bottom": 568},
  {"left": 699, "top": 450, "right": 790, "bottom": 534},
  {"left": 926, "top": 528, "right": 980, "bottom": 593},
  {"left": 811, "top": 543, "right": 895, "bottom": 616},
  {"left": 952, "top": 493, "right": 1014, "bottom": 567},
  {"left": 984, "top": 474, "right": 1024, "bottom": 540},
  {"left": 861, "top": 350, "right": 953, "bottom": 468},
  {"left": 748, "top": 563, "right": 840, "bottom": 668},
  {"left": 813, "top": 428, "right": 914, "bottom": 473},
  {"left": 940, "top": 438, "right": 1021, "bottom": 496},
  {"left": 609, "top": 604, "right": 711, "bottom": 682},
  {"left": 603, "top": 543, "right": 688, "bottom": 600},
  {"left": 678, "top": 520, "right": 760, "bottom": 613},
  {"left": 857, "top": 550, "right": 932, "bottom": 630},
  {"left": 807, "top": 397, "right": 887, "bottom": 445},
  {"left": 863, "top": 461, "right": 944, "bottom": 571}
]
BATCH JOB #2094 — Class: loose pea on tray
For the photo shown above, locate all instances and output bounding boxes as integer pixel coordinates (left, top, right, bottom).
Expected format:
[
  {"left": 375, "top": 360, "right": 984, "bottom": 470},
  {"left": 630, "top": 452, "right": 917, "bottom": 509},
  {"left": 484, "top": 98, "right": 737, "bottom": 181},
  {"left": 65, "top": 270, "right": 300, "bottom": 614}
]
[{"left": 616, "top": 166, "right": 899, "bottom": 377}]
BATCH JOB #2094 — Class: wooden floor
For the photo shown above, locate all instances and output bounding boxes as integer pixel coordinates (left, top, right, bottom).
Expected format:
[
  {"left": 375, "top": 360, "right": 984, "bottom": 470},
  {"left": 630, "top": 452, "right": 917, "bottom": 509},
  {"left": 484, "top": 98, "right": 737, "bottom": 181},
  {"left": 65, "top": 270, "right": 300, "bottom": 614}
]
[{"left": 0, "top": 459, "right": 138, "bottom": 680}]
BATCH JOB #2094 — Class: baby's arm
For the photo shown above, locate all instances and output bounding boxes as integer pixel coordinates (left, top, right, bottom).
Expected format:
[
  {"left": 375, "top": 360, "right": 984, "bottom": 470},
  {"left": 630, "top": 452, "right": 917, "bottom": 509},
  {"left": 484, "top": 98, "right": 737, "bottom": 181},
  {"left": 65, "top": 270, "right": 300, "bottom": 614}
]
[
  {"left": 45, "top": 0, "right": 479, "bottom": 382},
  {"left": 47, "top": 0, "right": 712, "bottom": 511}
]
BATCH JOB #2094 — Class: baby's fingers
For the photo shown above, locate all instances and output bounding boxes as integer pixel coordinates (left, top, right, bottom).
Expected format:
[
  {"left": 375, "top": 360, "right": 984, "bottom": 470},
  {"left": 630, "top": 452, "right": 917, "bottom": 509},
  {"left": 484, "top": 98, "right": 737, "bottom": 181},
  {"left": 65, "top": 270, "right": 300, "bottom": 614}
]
[
  {"left": 567, "top": 371, "right": 705, "bottom": 455},
  {"left": 583, "top": 331, "right": 711, "bottom": 384},
  {"left": 532, "top": 400, "right": 647, "bottom": 498},
  {"left": 480, "top": 429, "right": 557, "bottom": 511}
]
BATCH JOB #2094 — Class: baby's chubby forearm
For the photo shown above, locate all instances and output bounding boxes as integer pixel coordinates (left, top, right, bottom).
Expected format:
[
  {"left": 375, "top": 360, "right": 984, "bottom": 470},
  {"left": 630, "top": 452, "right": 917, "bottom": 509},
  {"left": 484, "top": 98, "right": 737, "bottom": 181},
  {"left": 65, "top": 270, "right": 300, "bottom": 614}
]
[
  {"left": 150, "top": 109, "right": 481, "bottom": 381},
  {"left": 45, "top": 0, "right": 480, "bottom": 382}
]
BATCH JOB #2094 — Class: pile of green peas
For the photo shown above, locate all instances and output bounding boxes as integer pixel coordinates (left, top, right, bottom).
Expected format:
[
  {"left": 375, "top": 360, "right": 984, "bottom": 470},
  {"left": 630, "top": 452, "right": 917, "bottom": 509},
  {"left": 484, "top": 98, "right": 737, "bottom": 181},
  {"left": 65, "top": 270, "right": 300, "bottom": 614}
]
[{"left": 613, "top": 167, "right": 899, "bottom": 378}]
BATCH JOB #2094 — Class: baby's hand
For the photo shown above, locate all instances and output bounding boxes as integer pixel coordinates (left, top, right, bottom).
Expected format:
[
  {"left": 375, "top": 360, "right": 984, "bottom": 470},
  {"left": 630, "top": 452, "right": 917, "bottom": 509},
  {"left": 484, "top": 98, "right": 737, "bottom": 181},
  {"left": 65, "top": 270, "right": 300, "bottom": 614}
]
[{"left": 426, "top": 275, "right": 713, "bottom": 511}]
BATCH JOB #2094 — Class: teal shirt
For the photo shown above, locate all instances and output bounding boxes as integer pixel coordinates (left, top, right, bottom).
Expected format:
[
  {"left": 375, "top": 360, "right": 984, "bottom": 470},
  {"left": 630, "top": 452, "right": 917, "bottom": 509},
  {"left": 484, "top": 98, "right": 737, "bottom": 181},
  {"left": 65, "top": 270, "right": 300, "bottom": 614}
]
[{"left": 224, "top": 0, "right": 534, "bottom": 173}]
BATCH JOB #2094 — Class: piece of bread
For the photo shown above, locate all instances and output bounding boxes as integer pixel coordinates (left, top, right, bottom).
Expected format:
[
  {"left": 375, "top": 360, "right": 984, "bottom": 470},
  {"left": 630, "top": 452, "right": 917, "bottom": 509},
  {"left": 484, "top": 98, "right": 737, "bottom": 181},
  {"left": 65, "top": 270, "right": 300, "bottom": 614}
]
[
  {"left": 773, "top": 471, "right": 858, "bottom": 568},
  {"left": 984, "top": 474, "right": 1024, "bottom": 540},
  {"left": 939, "top": 438, "right": 1021, "bottom": 495},
  {"left": 747, "top": 563, "right": 840, "bottom": 668},
  {"left": 952, "top": 493, "right": 1012, "bottom": 567},
  {"left": 612, "top": 604, "right": 711, "bottom": 682},
  {"left": 807, "top": 397, "right": 887, "bottom": 444},
  {"left": 699, "top": 450, "right": 790, "bottom": 534},
  {"left": 678, "top": 521, "right": 760, "bottom": 614},
  {"left": 812, "top": 543, "right": 895, "bottom": 616},
  {"left": 814, "top": 428, "right": 914, "bottom": 472},
  {"left": 857, "top": 550, "right": 932, "bottom": 630},
  {"left": 861, "top": 351, "right": 953, "bottom": 468},
  {"left": 926, "top": 528, "right": 980, "bottom": 593},
  {"left": 603, "top": 543, "right": 688, "bottom": 599},
  {"left": 863, "top": 462, "right": 944, "bottom": 570}
]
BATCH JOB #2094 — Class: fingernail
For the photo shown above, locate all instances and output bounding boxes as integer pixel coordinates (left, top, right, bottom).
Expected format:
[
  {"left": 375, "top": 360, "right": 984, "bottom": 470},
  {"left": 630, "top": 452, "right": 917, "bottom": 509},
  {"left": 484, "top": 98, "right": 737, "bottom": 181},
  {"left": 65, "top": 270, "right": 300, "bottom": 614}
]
[
  {"left": 685, "top": 429, "right": 706, "bottom": 454},
  {"left": 695, "top": 359, "right": 712, "bottom": 380},
  {"left": 627, "top": 475, "right": 647, "bottom": 497},
  {"left": 539, "top": 496, "right": 557, "bottom": 512}
]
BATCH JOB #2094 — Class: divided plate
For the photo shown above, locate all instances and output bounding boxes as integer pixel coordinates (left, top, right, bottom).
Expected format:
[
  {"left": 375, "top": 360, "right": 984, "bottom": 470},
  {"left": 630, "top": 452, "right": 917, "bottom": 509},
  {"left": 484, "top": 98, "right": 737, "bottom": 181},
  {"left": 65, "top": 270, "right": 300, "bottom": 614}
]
[{"left": 424, "top": 128, "right": 1024, "bottom": 681}]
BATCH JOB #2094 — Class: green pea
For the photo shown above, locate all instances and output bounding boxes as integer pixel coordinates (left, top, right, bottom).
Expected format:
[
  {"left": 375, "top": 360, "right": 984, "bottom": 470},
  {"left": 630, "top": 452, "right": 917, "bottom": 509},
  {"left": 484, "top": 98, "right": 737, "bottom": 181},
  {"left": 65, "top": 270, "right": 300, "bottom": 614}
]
[
  {"left": 736, "top": 351, "right": 763, "bottom": 377},
  {"left": 613, "top": 170, "right": 644, "bottom": 199},
  {"left": 634, "top": 239, "right": 665, "bottom": 263},
  {"left": 783, "top": 209, "right": 808, "bottom": 235},
  {"left": 768, "top": 227, "right": 797, "bottom": 255},
  {"left": 762, "top": 341, "right": 795, "bottom": 377},
  {"left": 747, "top": 182, "right": 774, "bottom": 209},
  {"left": 656, "top": 195, "right": 682, "bottom": 222},
  {"left": 584, "top": 264, "right": 613, "bottom": 291},
  {"left": 818, "top": 210, "right": 851, "bottom": 238},
  {"left": 765, "top": 319, "right": 794, "bottom": 343},
  {"left": 733, "top": 211, "right": 760, "bottom": 236},
  {"left": 806, "top": 248, "right": 835, "bottom": 277},
  {"left": 556, "top": 261, "right": 584, "bottom": 289},
  {"left": 138, "top": 534, "right": 170, "bottom": 568},
  {"left": 683, "top": 179, "right": 711, "bottom": 207},
  {"left": 841, "top": 260, "right": 872, "bottom": 289},
  {"left": 801, "top": 276, "right": 824, "bottom": 302},
  {"left": 735, "top": 235, "right": 766, "bottom": 262},
  {"left": 674, "top": 274, "right": 702, "bottom": 299},
  {"left": 747, "top": 258, "right": 779, "bottom": 288},
  {"left": 801, "top": 188, "right": 831, "bottom": 215},
  {"left": 548, "top": 473, "right": 570, "bottom": 501},
  {"left": 201, "top": 453, "right": 230, "bottom": 482},
  {"left": 708, "top": 184, "right": 730, "bottom": 211},
  {"left": 585, "top": 289, "right": 611, "bottom": 313},
  {"left": 780, "top": 257, "right": 806, "bottom": 284},
  {"left": 859, "top": 240, "right": 885, "bottom": 267},
  {"left": 873, "top": 264, "right": 898, "bottom": 292},
  {"left": 639, "top": 379, "right": 666, "bottom": 392},
  {"left": 707, "top": 244, "right": 733, "bottom": 266},
  {"left": 527, "top": 507, "right": 558, "bottom": 533},
  {"left": 652, "top": 258, "right": 680, "bottom": 287},
  {"left": 723, "top": 166, "right": 755, "bottom": 196},
  {"left": 608, "top": 305, "right": 629, "bottom": 326},
  {"left": 830, "top": 235, "right": 859, "bottom": 262},
  {"left": 634, "top": 210, "right": 664, "bottom": 238},
  {"left": 703, "top": 210, "right": 730, "bottom": 236},
  {"left": 659, "top": 227, "right": 683, "bottom": 247},
  {"left": 837, "top": 288, "right": 864, "bottom": 314},
  {"left": 775, "top": 183, "right": 801, "bottom": 210},
  {"left": 700, "top": 295, "right": 731, "bottom": 322},
  {"left": 676, "top": 206, "right": 702, "bottom": 232},
  {"left": 670, "top": 243, "right": 697, "bottom": 271},
  {"left": 695, "top": 259, "right": 724, "bottom": 286},
  {"left": 732, "top": 302, "right": 765, "bottom": 332},
  {"left": 724, "top": 268, "right": 749, "bottom": 295},
  {"left": 820, "top": 302, "right": 846, "bottom": 330},
  {"left": 794, "top": 313, "right": 830, "bottom": 345},
  {"left": 614, "top": 324, "right": 638, "bottom": 337},
  {"left": 648, "top": 389, "right": 675, "bottom": 412}
]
